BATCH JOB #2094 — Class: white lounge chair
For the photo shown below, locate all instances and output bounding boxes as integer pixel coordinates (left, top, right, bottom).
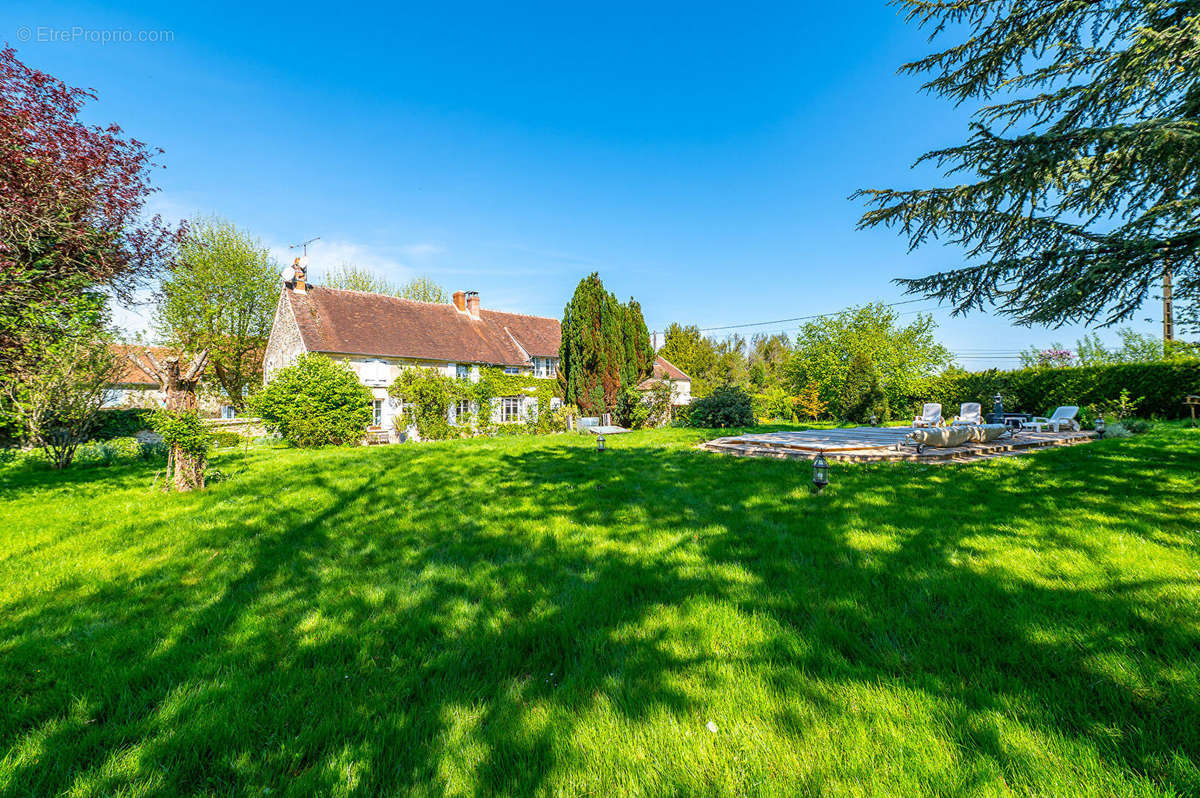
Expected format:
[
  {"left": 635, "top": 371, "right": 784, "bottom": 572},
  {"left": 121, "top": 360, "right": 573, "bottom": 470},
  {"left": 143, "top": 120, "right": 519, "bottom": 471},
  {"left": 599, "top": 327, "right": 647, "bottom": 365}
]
[
  {"left": 1021, "top": 406, "right": 1080, "bottom": 432},
  {"left": 912, "top": 403, "right": 942, "bottom": 428},
  {"left": 951, "top": 402, "right": 983, "bottom": 426}
]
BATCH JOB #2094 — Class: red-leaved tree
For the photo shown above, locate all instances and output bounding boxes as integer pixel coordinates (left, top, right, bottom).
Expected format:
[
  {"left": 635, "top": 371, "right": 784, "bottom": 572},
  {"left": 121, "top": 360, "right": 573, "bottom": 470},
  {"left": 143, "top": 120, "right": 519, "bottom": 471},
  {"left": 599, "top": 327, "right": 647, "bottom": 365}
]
[{"left": 0, "top": 46, "right": 180, "bottom": 373}]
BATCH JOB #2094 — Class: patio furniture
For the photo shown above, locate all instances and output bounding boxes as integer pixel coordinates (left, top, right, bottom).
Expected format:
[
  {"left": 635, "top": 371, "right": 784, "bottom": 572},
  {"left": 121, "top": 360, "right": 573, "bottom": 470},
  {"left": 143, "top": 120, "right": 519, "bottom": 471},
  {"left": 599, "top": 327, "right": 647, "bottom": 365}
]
[
  {"left": 1021, "top": 406, "right": 1080, "bottom": 432},
  {"left": 912, "top": 403, "right": 943, "bottom": 428},
  {"left": 951, "top": 403, "right": 983, "bottom": 426}
]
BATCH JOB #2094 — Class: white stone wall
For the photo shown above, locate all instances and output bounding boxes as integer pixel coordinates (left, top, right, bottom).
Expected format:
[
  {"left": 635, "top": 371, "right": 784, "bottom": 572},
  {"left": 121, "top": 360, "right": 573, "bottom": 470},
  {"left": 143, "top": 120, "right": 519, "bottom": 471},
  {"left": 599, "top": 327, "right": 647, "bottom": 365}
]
[{"left": 262, "top": 291, "right": 307, "bottom": 380}]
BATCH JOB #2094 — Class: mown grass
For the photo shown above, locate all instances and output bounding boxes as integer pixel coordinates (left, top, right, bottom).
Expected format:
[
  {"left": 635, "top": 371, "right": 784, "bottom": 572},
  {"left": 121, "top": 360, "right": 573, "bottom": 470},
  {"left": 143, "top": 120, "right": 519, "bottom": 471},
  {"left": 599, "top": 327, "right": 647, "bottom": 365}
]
[{"left": 1, "top": 424, "right": 1198, "bottom": 796}]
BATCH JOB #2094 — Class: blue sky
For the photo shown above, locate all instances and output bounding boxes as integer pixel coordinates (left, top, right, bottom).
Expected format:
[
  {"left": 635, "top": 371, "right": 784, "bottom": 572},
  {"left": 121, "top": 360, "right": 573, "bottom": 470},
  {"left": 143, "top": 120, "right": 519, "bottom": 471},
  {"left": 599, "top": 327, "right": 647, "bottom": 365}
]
[{"left": 3, "top": 0, "right": 1166, "bottom": 367}]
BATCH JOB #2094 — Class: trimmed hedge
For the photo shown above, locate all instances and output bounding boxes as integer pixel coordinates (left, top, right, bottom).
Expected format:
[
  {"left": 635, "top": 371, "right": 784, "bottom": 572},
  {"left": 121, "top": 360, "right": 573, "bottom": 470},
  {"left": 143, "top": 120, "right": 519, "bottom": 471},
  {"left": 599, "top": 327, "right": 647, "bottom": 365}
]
[{"left": 909, "top": 361, "right": 1200, "bottom": 419}]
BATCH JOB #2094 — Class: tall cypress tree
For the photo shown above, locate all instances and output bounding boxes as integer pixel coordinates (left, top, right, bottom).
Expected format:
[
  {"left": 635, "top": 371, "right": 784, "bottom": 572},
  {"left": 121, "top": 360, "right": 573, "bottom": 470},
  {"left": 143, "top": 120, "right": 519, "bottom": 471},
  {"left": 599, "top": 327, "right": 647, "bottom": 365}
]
[
  {"left": 624, "top": 299, "right": 655, "bottom": 383},
  {"left": 559, "top": 274, "right": 654, "bottom": 413}
]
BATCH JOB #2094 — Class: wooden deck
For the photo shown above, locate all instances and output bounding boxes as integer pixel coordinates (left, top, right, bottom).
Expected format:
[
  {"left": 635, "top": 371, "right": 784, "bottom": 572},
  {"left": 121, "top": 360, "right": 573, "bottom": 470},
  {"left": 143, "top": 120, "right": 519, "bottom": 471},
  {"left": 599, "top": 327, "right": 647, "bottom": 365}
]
[{"left": 702, "top": 426, "right": 1097, "bottom": 463}]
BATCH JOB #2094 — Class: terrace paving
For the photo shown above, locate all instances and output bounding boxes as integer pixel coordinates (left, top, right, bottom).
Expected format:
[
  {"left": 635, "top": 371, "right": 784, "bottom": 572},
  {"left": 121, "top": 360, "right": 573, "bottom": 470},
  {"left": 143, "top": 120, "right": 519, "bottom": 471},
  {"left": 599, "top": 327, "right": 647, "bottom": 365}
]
[{"left": 702, "top": 426, "right": 1097, "bottom": 464}]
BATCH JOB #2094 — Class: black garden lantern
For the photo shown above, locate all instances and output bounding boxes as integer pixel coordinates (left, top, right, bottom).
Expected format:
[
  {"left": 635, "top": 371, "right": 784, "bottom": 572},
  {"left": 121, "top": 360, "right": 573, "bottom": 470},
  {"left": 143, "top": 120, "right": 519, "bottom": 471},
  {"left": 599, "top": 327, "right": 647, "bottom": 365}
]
[
  {"left": 597, "top": 433, "right": 606, "bottom": 452},
  {"left": 1094, "top": 415, "right": 1106, "bottom": 435},
  {"left": 811, "top": 453, "right": 829, "bottom": 494}
]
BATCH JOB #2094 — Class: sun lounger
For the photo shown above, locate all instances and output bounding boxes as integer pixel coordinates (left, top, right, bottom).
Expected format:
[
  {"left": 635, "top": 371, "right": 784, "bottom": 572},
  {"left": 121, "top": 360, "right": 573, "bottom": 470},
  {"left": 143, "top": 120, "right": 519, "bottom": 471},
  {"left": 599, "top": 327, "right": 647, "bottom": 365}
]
[
  {"left": 912, "top": 403, "right": 942, "bottom": 428},
  {"left": 1020, "top": 406, "right": 1079, "bottom": 432},
  {"left": 951, "top": 403, "right": 982, "bottom": 426}
]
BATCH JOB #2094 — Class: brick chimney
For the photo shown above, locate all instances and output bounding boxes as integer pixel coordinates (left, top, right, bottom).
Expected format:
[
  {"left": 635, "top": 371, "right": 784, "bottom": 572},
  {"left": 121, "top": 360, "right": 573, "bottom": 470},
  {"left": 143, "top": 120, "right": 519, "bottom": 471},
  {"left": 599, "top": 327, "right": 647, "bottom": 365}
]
[
  {"left": 453, "top": 290, "right": 466, "bottom": 312},
  {"left": 466, "top": 291, "right": 480, "bottom": 320},
  {"left": 291, "top": 257, "right": 307, "bottom": 294}
]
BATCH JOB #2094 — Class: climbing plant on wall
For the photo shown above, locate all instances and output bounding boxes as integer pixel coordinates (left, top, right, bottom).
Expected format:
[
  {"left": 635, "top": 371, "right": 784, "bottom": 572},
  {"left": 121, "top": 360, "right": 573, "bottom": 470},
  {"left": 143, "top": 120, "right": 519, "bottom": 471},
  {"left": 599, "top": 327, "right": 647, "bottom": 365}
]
[{"left": 389, "top": 366, "right": 561, "bottom": 440}]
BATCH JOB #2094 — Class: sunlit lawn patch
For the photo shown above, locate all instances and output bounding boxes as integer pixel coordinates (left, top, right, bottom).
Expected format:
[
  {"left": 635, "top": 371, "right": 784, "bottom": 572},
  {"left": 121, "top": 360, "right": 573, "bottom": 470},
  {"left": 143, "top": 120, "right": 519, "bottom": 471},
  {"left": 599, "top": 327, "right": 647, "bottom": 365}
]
[{"left": 1, "top": 424, "right": 1198, "bottom": 795}]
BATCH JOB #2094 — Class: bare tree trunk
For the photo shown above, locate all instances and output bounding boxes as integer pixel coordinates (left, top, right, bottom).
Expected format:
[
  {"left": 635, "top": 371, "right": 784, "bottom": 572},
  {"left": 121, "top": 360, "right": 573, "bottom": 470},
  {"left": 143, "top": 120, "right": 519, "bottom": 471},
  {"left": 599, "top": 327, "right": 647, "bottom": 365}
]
[{"left": 128, "top": 349, "right": 208, "bottom": 492}]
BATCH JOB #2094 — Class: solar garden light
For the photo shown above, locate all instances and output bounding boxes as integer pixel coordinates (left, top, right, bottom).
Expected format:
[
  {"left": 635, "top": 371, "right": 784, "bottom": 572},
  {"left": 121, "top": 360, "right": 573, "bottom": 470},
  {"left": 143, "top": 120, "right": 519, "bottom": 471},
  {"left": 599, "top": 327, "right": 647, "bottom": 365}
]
[
  {"left": 596, "top": 432, "right": 606, "bottom": 452},
  {"left": 811, "top": 453, "right": 829, "bottom": 494}
]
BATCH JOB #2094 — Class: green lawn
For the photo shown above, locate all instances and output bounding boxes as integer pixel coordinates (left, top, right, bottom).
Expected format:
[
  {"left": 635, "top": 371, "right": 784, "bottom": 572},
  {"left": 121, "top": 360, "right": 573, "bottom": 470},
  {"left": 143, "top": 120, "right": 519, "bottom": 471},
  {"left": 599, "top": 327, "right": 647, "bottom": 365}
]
[{"left": 2, "top": 425, "right": 1198, "bottom": 796}]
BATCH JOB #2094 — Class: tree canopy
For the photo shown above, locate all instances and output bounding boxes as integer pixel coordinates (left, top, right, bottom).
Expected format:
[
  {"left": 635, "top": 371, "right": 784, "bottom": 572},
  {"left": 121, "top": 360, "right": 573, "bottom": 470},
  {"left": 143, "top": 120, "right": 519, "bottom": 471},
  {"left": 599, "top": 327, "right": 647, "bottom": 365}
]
[
  {"left": 322, "top": 266, "right": 448, "bottom": 303},
  {"left": 783, "top": 302, "right": 951, "bottom": 417},
  {"left": 155, "top": 217, "right": 278, "bottom": 409},
  {"left": 857, "top": 1, "right": 1200, "bottom": 328},
  {"left": 0, "top": 46, "right": 177, "bottom": 380}
]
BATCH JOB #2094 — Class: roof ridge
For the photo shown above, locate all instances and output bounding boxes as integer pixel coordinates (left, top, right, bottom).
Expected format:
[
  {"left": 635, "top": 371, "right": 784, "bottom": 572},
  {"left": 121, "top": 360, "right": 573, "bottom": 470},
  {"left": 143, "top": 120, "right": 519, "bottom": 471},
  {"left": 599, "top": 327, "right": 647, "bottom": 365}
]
[
  {"left": 479, "top": 307, "right": 559, "bottom": 323},
  {"left": 314, "top": 285, "right": 453, "bottom": 308}
]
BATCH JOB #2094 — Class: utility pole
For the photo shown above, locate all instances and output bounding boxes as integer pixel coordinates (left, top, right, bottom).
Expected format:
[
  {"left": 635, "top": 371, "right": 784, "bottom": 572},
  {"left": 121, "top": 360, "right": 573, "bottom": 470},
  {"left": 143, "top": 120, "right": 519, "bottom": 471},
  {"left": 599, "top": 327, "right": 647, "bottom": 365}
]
[{"left": 1163, "top": 268, "right": 1175, "bottom": 346}]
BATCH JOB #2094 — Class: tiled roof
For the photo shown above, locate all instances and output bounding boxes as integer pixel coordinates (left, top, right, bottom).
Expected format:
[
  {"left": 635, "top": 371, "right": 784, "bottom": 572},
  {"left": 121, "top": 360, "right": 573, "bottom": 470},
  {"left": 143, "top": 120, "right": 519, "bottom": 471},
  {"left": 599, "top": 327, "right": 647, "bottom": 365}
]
[
  {"left": 109, "top": 345, "right": 176, "bottom": 386},
  {"left": 636, "top": 356, "right": 692, "bottom": 390},
  {"left": 287, "top": 286, "right": 561, "bottom": 366},
  {"left": 652, "top": 356, "right": 690, "bottom": 381}
]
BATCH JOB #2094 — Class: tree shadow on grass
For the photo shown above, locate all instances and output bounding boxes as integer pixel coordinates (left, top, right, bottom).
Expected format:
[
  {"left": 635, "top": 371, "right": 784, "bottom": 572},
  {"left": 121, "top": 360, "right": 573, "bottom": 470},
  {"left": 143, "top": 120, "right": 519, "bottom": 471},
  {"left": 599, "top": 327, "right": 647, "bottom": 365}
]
[{"left": 1, "top": 432, "right": 1198, "bottom": 795}]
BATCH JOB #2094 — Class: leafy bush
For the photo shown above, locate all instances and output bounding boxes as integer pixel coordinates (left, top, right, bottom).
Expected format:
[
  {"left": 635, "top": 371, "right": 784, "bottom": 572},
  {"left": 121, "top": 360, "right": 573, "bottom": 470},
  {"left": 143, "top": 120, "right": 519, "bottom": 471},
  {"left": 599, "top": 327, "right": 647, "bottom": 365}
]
[
  {"left": 249, "top": 354, "right": 373, "bottom": 447},
  {"left": 1124, "top": 419, "right": 1151, "bottom": 434},
  {"left": 688, "top": 386, "right": 754, "bottom": 428},
  {"left": 913, "top": 361, "right": 1200, "bottom": 419},
  {"left": 106, "top": 437, "right": 143, "bottom": 458},
  {"left": 390, "top": 367, "right": 463, "bottom": 441},
  {"left": 139, "top": 441, "right": 169, "bottom": 461},
  {"left": 613, "top": 387, "right": 651, "bottom": 430},
  {"left": 1102, "top": 423, "right": 1132, "bottom": 439},
  {"left": 841, "top": 353, "right": 890, "bottom": 424},
  {"left": 92, "top": 408, "right": 155, "bottom": 440},
  {"left": 212, "top": 430, "right": 242, "bottom": 448},
  {"left": 752, "top": 387, "right": 796, "bottom": 423}
]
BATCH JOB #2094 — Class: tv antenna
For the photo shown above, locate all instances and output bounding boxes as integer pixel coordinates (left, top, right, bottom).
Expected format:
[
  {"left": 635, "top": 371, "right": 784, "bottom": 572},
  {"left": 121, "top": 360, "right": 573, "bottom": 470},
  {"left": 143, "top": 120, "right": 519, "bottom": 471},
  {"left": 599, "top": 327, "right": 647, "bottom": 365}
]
[{"left": 290, "top": 236, "right": 321, "bottom": 256}]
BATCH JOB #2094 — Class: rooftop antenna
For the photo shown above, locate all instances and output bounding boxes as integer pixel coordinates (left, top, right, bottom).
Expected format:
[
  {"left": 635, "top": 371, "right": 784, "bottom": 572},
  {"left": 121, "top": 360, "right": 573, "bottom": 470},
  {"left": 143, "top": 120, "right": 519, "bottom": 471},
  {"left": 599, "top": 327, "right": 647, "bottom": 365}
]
[{"left": 290, "top": 236, "right": 321, "bottom": 256}]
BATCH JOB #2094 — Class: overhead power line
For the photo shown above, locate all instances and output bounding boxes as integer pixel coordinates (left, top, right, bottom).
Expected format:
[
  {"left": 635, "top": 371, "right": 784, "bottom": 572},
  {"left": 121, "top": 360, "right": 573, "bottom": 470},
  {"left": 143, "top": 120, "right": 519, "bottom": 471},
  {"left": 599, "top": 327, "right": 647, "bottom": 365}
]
[{"left": 658, "top": 297, "right": 934, "bottom": 337}]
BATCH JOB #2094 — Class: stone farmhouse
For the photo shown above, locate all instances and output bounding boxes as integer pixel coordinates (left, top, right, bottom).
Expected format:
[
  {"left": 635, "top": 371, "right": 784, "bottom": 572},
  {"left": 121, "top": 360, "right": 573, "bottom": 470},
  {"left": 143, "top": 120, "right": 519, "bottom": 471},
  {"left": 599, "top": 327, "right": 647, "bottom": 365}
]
[
  {"left": 262, "top": 262, "right": 691, "bottom": 439},
  {"left": 263, "top": 264, "right": 563, "bottom": 438}
]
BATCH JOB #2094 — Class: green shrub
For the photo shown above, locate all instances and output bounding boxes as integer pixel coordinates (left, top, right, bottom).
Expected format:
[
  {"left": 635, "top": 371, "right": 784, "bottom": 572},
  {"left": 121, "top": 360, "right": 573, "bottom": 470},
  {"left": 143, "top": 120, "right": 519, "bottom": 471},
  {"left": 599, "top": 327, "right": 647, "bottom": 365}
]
[
  {"left": 249, "top": 354, "right": 373, "bottom": 447},
  {"left": 1102, "top": 423, "right": 1132, "bottom": 439},
  {"left": 107, "top": 437, "right": 143, "bottom": 459},
  {"left": 752, "top": 387, "right": 797, "bottom": 423},
  {"left": 92, "top": 408, "right": 155, "bottom": 440},
  {"left": 688, "top": 386, "right": 754, "bottom": 428},
  {"left": 139, "top": 441, "right": 170, "bottom": 461},
  {"left": 912, "top": 361, "right": 1200, "bottom": 419},
  {"left": 841, "top": 353, "right": 890, "bottom": 424},
  {"left": 1124, "top": 419, "right": 1152, "bottom": 434},
  {"left": 212, "top": 431, "right": 242, "bottom": 448},
  {"left": 613, "top": 387, "right": 651, "bottom": 430}
]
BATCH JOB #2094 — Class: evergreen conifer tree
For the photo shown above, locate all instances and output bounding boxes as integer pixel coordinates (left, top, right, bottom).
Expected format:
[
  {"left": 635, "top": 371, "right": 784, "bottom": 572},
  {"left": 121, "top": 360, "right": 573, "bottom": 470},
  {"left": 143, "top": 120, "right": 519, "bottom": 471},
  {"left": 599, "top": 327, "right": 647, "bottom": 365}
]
[
  {"left": 559, "top": 274, "right": 654, "bottom": 413},
  {"left": 857, "top": 2, "right": 1200, "bottom": 327}
]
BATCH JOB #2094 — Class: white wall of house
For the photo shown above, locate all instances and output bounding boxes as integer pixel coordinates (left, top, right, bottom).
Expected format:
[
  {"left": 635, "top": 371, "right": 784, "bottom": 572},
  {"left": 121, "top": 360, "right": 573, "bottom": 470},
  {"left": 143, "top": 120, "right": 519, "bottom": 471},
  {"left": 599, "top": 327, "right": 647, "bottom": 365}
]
[{"left": 672, "top": 379, "right": 692, "bottom": 406}]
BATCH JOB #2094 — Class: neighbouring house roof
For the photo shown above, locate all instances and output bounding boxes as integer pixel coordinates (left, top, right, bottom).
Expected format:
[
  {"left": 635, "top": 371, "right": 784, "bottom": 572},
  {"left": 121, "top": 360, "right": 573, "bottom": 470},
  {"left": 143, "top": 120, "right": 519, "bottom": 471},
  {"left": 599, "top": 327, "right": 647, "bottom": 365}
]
[
  {"left": 636, "top": 356, "right": 691, "bottom": 390},
  {"left": 109, "top": 344, "right": 176, "bottom": 387},
  {"left": 285, "top": 286, "right": 561, "bottom": 366}
]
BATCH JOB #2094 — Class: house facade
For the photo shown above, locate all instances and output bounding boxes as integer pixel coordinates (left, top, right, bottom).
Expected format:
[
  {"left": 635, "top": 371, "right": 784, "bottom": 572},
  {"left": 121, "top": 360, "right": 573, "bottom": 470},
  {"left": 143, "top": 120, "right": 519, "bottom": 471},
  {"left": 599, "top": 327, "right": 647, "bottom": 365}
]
[
  {"left": 637, "top": 356, "right": 693, "bottom": 406},
  {"left": 262, "top": 267, "right": 561, "bottom": 438}
]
